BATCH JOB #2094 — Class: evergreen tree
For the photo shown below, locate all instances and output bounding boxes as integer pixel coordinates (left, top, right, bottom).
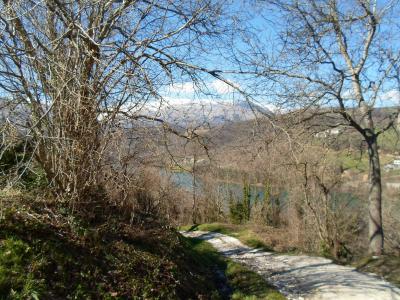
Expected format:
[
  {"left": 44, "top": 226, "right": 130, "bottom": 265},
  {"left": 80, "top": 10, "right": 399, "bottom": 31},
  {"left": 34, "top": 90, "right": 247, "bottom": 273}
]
[{"left": 242, "top": 182, "right": 251, "bottom": 222}]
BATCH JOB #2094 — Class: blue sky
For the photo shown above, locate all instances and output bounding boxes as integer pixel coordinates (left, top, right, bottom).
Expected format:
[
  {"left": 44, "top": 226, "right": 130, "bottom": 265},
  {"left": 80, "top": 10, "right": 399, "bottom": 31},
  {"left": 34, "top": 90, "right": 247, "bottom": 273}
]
[{"left": 160, "top": 0, "right": 400, "bottom": 110}]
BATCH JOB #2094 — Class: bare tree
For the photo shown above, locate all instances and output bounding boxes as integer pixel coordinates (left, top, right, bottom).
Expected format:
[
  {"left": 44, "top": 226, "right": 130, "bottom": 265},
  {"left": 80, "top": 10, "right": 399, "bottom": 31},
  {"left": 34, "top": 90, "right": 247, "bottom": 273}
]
[
  {"left": 234, "top": 0, "right": 400, "bottom": 255},
  {"left": 0, "top": 0, "right": 229, "bottom": 209}
]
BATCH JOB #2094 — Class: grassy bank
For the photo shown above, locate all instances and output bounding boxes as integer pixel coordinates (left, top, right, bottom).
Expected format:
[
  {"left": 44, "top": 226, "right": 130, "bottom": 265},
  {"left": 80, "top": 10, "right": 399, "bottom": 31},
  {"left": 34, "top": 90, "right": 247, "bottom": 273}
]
[
  {"left": 180, "top": 223, "right": 282, "bottom": 253},
  {"left": 185, "top": 237, "right": 285, "bottom": 300},
  {"left": 0, "top": 191, "right": 236, "bottom": 299},
  {"left": 353, "top": 256, "right": 400, "bottom": 287},
  {"left": 182, "top": 223, "right": 400, "bottom": 288}
]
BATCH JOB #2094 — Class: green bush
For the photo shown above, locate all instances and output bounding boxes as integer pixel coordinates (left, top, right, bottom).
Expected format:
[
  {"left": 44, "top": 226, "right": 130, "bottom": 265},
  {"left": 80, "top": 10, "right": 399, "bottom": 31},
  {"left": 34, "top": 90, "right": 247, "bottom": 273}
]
[
  {"left": 0, "top": 238, "right": 45, "bottom": 299},
  {"left": 229, "top": 183, "right": 252, "bottom": 224},
  {"left": 229, "top": 201, "right": 246, "bottom": 224},
  {"left": 0, "top": 142, "right": 47, "bottom": 189}
]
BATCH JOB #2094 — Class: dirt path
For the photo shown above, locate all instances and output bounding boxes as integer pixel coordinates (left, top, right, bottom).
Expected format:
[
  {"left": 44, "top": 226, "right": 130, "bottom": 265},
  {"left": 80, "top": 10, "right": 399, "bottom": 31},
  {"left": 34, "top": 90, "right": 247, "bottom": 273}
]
[{"left": 182, "top": 231, "right": 400, "bottom": 300}]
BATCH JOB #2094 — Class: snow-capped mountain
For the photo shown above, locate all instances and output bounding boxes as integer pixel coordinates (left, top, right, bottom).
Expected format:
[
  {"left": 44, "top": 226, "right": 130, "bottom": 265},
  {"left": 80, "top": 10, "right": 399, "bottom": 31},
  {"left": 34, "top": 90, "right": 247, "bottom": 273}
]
[{"left": 146, "top": 98, "right": 273, "bottom": 127}]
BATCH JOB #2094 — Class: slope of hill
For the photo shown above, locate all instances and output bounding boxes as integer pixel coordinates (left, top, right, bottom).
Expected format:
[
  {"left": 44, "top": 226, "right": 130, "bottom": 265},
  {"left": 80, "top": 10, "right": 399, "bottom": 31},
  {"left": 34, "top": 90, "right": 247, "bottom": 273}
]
[
  {"left": 145, "top": 98, "right": 273, "bottom": 127},
  {"left": 0, "top": 191, "right": 229, "bottom": 299}
]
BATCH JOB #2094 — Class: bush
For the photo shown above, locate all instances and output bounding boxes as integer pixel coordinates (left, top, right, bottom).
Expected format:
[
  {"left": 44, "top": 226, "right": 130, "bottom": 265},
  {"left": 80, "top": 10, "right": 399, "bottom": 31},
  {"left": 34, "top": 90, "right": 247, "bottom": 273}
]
[
  {"left": 0, "top": 238, "right": 45, "bottom": 299},
  {"left": 0, "top": 141, "right": 47, "bottom": 189},
  {"left": 229, "top": 183, "right": 251, "bottom": 224},
  {"left": 0, "top": 194, "right": 228, "bottom": 299},
  {"left": 229, "top": 201, "right": 246, "bottom": 224}
]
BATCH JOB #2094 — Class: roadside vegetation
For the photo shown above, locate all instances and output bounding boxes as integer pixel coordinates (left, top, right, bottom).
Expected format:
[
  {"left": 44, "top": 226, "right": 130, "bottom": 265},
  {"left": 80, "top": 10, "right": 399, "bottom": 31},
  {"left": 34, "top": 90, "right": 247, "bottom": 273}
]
[
  {"left": 181, "top": 224, "right": 275, "bottom": 253},
  {"left": 176, "top": 122, "right": 400, "bottom": 262},
  {"left": 353, "top": 256, "right": 400, "bottom": 287},
  {"left": 0, "top": 189, "right": 231, "bottom": 299},
  {"left": 185, "top": 237, "right": 286, "bottom": 300},
  {"left": 0, "top": 187, "right": 286, "bottom": 299},
  {"left": 181, "top": 223, "right": 400, "bottom": 288}
]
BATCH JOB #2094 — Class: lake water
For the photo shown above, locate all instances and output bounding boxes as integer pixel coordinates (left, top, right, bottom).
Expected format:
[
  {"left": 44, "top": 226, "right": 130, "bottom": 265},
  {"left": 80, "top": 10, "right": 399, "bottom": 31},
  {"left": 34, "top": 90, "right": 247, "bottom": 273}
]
[
  {"left": 164, "top": 170, "right": 357, "bottom": 211},
  {"left": 166, "top": 170, "right": 285, "bottom": 206}
]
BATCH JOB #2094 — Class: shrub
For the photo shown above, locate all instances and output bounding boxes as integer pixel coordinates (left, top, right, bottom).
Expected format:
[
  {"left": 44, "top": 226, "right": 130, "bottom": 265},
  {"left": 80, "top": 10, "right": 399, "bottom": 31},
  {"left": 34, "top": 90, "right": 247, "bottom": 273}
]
[
  {"left": 229, "top": 183, "right": 252, "bottom": 224},
  {"left": 0, "top": 238, "right": 45, "bottom": 299}
]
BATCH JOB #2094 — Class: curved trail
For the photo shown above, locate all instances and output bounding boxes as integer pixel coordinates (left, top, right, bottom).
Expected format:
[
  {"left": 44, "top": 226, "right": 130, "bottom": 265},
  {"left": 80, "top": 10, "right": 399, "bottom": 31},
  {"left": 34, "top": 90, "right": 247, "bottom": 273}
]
[{"left": 182, "top": 231, "right": 400, "bottom": 300}]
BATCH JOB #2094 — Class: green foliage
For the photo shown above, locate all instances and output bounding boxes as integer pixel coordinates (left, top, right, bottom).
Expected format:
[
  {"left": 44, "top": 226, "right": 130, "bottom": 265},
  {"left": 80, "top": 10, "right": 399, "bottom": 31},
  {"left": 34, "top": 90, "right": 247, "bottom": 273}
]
[
  {"left": 253, "top": 181, "right": 280, "bottom": 227},
  {"left": 185, "top": 237, "right": 286, "bottom": 300},
  {"left": 0, "top": 195, "right": 232, "bottom": 299},
  {"left": 229, "top": 200, "right": 246, "bottom": 224},
  {"left": 0, "top": 142, "right": 47, "bottom": 189},
  {"left": 261, "top": 181, "right": 273, "bottom": 225},
  {"left": 0, "top": 238, "right": 45, "bottom": 299},
  {"left": 0, "top": 143, "right": 24, "bottom": 173},
  {"left": 243, "top": 183, "right": 251, "bottom": 222},
  {"left": 353, "top": 255, "right": 400, "bottom": 287},
  {"left": 182, "top": 223, "right": 274, "bottom": 252},
  {"left": 228, "top": 190, "right": 242, "bottom": 224},
  {"left": 263, "top": 181, "right": 271, "bottom": 204},
  {"left": 227, "top": 261, "right": 286, "bottom": 300},
  {"left": 229, "top": 183, "right": 252, "bottom": 224},
  {"left": 319, "top": 240, "right": 332, "bottom": 259},
  {"left": 378, "top": 127, "right": 399, "bottom": 153}
]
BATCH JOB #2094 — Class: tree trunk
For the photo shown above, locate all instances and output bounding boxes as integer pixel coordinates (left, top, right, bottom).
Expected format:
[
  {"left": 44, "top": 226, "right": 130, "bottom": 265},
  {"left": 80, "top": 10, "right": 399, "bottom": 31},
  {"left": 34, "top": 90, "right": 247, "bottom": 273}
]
[
  {"left": 359, "top": 94, "right": 384, "bottom": 255},
  {"left": 192, "top": 154, "right": 198, "bottom": 224},
  {"left": 367, "top": 135, "right": 384, "bottom": 255}
]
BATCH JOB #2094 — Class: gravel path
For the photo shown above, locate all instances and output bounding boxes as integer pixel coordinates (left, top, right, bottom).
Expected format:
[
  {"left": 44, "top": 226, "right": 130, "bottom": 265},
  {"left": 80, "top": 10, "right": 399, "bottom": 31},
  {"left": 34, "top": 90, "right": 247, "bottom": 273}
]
[{"left": 182, "top": 230, "right": 400, "bottom": 300}]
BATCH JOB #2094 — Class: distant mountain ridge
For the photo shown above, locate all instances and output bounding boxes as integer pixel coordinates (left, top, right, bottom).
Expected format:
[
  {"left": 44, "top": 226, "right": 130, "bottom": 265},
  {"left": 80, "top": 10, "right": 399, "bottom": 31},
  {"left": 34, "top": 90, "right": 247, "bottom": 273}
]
[{"left": 146, "top": 99, "right": 273, "bottom": 127}]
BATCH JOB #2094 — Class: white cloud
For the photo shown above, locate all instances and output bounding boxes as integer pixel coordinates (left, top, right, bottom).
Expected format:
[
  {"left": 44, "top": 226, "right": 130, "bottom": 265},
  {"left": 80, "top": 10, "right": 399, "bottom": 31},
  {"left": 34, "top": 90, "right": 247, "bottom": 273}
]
[
  {"left": 211, "top": 79, "right": 239, "bottom": 94},
  {"left": 341, "top": 89, "right": 356, "bottom": 100},
  {"left": 264, "top": 103, "right": 279, "bottom": 112},
  {"left": 380, "top": 90, "right": 400, "bottom": 103},
  {"left": 167, "top": 82, "right": 197, "bottom": 93},
  {"left": 341, "top": 89, "right": 400, "bottom": 106},
  {"left": 163, "top": 96, "right": 209, "bottom": 106},
  {"left": 165, "top": 79, "right": 240, "bottom": 96}
]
